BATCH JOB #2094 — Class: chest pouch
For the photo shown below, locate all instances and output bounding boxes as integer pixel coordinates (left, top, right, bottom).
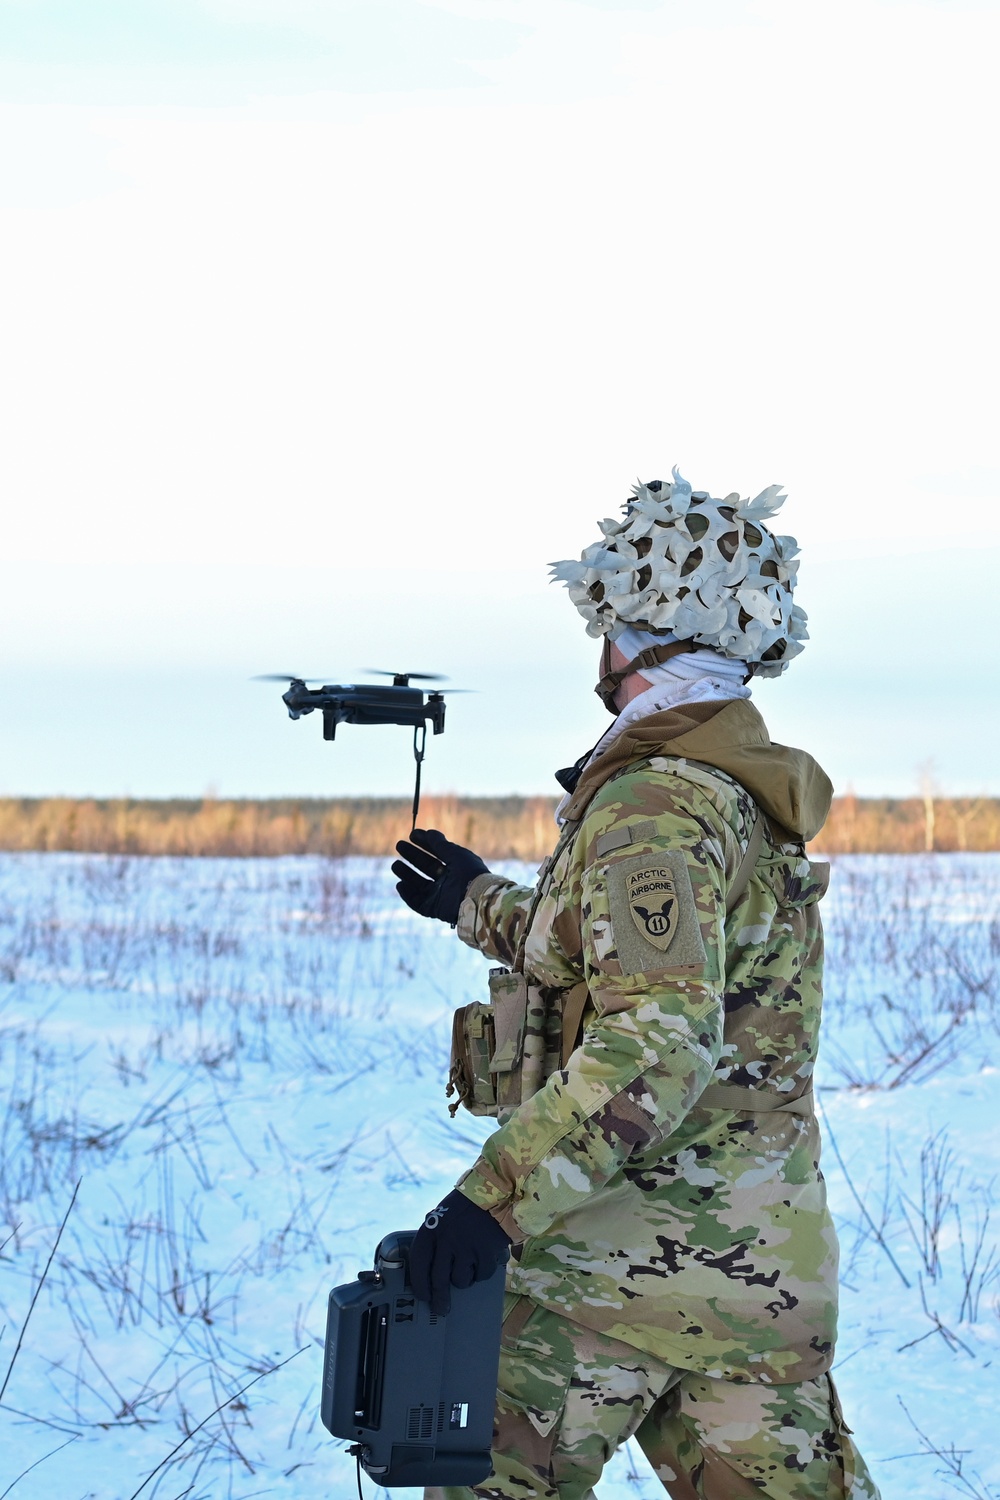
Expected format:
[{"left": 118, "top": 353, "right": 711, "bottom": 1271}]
[
  {"left": 452, "top": 972, "right": 593, "bottom": 1116},
  {"left": 447, "top": 1002, "right": 498, "bottom": 1117},
  {"left": 446, "top": 821, "right": 591, "bottom": 1121},
  {"left": 447, "top": 970, "right": 570, "bottom": 1120}
]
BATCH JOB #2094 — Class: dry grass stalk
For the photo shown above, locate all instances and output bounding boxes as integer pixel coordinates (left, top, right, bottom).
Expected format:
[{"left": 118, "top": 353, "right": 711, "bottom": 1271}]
[
  {"left": 0, "top": 796, "right": 559, "bottom": 860},
  {"left": 1, "top": 793, "right": 999, "bottom": 858}
]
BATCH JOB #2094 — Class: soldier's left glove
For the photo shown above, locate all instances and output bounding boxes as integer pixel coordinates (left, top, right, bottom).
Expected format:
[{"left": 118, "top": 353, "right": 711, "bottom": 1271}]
[
  {"left": 391, "top": 828, "right": 490, "bottom": 925},
  {"left": 409, "top": 1189, "right": 511, "bottom": 1316}
]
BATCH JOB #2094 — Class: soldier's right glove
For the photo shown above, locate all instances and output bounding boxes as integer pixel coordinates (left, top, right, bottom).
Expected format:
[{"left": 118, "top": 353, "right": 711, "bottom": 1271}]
[
  {"left": 391, "top": 828, "right": 490, "bottom": 925},
  {"left": 409, "top": 1189, "right": 511, "bottom": 1316}
]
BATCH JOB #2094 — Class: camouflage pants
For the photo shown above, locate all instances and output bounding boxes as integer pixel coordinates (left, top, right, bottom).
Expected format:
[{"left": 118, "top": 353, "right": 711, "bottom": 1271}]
[{"left": 427, "top": 1297, "right": 880, "bottom": 1500}]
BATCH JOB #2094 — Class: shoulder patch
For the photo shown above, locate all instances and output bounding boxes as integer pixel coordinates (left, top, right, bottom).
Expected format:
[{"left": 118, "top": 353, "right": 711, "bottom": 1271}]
[
  {"left": 626, "top": 865, "right": 679, "bottom": 950},
  {"left": 607, "top": 850, "right": 709, "bottom": 973}
]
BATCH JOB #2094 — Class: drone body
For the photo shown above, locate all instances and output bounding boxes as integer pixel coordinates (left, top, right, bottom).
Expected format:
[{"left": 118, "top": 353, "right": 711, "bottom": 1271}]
[
  {"left": 256, "top": 672, "right": 453, "bottom": 826},
  {"left": 279, "top": 677, "right": 447, "bottom": 741}
]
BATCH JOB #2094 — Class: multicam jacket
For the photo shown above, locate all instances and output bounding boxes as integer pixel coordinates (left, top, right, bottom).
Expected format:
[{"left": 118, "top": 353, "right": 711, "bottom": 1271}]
[{"left": 454, "top": 698, "right": 839, "bottom": 1384}]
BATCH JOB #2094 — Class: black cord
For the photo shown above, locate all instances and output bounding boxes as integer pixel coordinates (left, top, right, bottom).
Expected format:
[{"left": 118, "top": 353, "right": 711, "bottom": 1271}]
[
  {"left": 411, "top": 722, "right": 427, "bottom": 831},
  {"left": 347, "top": 1445, "right": 366, "bottom": 1500}
]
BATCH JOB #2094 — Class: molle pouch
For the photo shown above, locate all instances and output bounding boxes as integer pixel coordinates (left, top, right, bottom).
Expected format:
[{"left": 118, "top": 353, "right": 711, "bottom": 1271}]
[
  {"left": 447, "top": 1003, "right": 498, "bottom": 1118},
  {"left": 492, "top": 974, "right": 566, "bottom": 1122},
  {"left": 521, "top": 985, "right": 565, "bottom": 1106},
  {"left": 488, "top": 969, "right": 531, "bottom": 1116},
  {"left": 446, "top": 973, "right": 573, "bottom": 1122}
]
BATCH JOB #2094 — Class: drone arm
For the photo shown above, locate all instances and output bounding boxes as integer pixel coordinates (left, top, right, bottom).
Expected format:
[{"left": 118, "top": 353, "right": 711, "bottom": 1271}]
[{"left": 427, "top": 695, "right": 447, "bottom": 735}]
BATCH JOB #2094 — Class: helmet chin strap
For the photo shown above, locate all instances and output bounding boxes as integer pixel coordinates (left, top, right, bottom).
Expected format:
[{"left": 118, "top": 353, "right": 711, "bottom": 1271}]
[{"left": 595, "top": 638, "right": 702, "bottom": 715}]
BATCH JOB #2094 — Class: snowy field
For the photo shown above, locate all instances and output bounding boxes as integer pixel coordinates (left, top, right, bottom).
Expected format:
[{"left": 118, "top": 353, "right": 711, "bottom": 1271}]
[{"left": 1, "top": 850, "right": 999, "bottom": 1500}]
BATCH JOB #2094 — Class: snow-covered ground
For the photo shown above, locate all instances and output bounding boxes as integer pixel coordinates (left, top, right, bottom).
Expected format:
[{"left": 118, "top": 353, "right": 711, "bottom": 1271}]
[{"left": 1, "top": 851, "right": 998, "bottom": 1500}]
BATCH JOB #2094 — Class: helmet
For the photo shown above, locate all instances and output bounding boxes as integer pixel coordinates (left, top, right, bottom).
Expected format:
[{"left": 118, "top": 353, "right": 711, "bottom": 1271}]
[{"left": 549, "top": 468, "right": 808, "bottom": 678}]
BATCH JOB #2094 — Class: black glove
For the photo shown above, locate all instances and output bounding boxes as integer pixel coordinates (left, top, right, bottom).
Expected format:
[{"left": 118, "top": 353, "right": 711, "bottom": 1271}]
[
  {"left": 409, "top": 1189, "right": 512, "bottom": 1316},
  {"left": 391, "top": 828, "right": 490, "bottom": 925}
]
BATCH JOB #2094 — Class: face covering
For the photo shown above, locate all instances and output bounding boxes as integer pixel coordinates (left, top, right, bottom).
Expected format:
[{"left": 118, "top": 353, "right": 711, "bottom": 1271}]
[
  {"left": 594, "top": 635, "right": 699, "bottom": 713},
  {"left": 594, "top": 628, "right": 751, "bottom": 714},
  {"left": 556, "top": 628, "right": 752, "bottom": 814}
]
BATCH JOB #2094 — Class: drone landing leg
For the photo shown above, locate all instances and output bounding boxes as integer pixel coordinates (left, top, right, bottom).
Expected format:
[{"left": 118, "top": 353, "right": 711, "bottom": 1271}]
[{"left": 411, "top": 723, "right": 427, "bottom": 831}]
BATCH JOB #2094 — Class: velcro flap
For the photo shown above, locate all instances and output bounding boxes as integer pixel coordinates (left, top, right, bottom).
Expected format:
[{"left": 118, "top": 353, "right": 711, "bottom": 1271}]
[{"left": 595, "top": 819, "right": 659, "bottom": 858}]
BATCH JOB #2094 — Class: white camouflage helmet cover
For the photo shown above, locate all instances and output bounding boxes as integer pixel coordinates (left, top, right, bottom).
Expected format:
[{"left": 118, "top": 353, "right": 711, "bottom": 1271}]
[{"left": 550, "top": 468, "right": 808, "bottom": 678}]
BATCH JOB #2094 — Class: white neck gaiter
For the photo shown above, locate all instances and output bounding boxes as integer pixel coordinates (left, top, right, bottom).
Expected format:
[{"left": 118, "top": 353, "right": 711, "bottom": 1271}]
[{"left": 555, "top": 628, "right": 751, "bottom": 825}]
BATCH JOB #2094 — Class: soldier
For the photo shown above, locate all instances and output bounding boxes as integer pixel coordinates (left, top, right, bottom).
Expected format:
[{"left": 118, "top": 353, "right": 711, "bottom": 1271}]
[{"left": 392, "top": 472, "right": 880, "bottom": 1499}]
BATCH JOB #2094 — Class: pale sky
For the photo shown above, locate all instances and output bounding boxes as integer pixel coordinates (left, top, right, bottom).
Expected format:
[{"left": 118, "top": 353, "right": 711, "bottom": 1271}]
[{"left": 2, "top": 0, "right": 998, "bottom": 800}]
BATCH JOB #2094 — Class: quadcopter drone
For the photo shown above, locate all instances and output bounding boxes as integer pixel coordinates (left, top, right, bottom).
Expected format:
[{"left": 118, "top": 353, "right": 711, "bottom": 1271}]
[{"left": 256, "top": 671, "right": 458, "bottom": 826}]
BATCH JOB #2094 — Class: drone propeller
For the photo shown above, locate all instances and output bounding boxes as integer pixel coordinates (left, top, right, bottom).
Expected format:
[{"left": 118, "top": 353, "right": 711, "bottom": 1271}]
[
  {"left": 363, "top": 669, "right": 447, "bottom": 682},
  {"left": 257, "top": 666, "right": 473, "bottom": 829}
]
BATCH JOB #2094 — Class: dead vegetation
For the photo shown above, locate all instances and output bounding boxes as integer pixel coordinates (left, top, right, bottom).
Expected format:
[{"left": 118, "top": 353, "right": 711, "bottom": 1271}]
[
  {"left": 2, "top": 850, "right": 1000, "bottom": 1495},
  {"left": 0, "top": 792, "right": 998, "bottom": 858},
  {"left": 0, "top": 853, "right": 405, "bottom": 1497},
  {"left": 0, "top": 795, "right": 558, "bottom": 861}
]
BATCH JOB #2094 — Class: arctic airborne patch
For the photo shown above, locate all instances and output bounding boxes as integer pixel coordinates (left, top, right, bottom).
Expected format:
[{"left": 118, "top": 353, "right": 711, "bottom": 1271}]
[
  {"left": 606, "top": 849, "right": 708, "bottom": 974},
  {"left": 626, "top": 867, "right": 678, "bottom": 951}
]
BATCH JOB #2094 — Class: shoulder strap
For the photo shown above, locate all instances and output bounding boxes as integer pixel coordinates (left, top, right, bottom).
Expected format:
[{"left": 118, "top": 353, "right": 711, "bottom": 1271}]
[
  {"left": 725, "top": 811, "right": 765, "bottom": 914},
  {"left": 653, "top": 753, "right": 766, "bottom": 913},
  {"left": 560, "top": 981, "right": 592, "bottom": 1065},
  {"left": 511, "top": 760, "right": 638, "bottom": 973},
  {"left": 511, "top": 815, "right": 579, "bottom": 974}
]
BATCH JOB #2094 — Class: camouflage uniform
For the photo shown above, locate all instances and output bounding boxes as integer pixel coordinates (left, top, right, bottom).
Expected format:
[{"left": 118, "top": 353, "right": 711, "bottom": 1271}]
[
  {"left": 445, "top": 698, "right": 880, "bottom": 1498},
  {"left": 428, "top": 1294, "right": 876, "bottom": 1500}
]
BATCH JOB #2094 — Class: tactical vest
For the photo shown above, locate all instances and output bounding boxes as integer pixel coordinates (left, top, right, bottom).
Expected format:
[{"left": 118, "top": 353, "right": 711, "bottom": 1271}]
[{"left": 446, "top": 758, "right": 773, "bottom": 1125}]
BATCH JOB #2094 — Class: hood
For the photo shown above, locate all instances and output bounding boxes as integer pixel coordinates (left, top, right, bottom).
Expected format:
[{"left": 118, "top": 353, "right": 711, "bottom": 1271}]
[{"left": 564, "top": 698, "right": 832, "bottom": 842}]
